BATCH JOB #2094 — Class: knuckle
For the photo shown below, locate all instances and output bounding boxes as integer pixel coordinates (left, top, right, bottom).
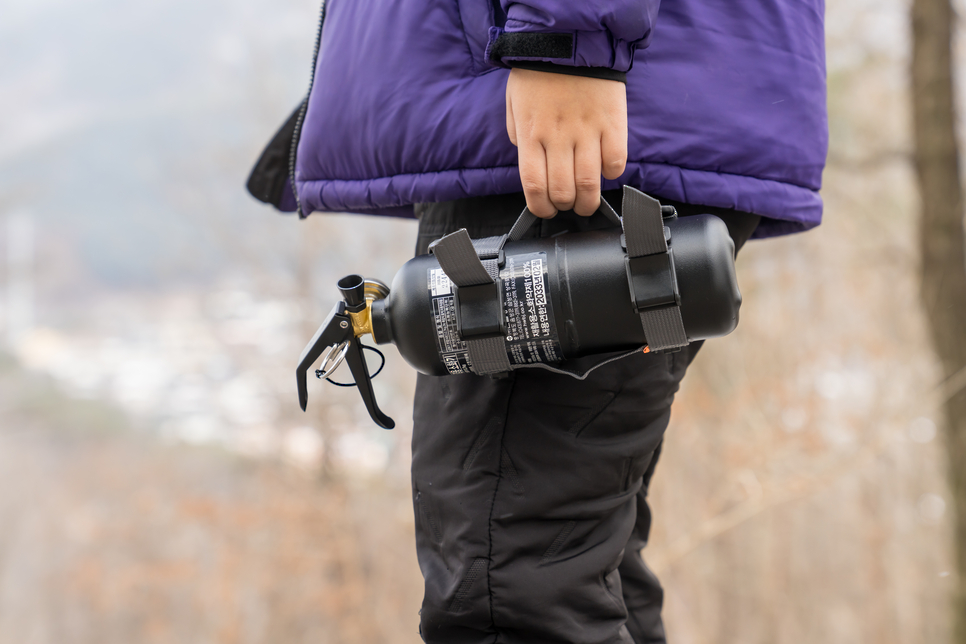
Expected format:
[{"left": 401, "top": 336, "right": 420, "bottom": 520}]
[
  {"left": 548, "top": 188, "right": 576, "bottom": 206},
  {"left": 521, "top": 178, "right": 545, "bottom": 194},
  {"left": 575, "top": 176, "right": 600, "bottom": 191},
  {"left": 518, "top": 119, "right": 544, "bottom": 141}
]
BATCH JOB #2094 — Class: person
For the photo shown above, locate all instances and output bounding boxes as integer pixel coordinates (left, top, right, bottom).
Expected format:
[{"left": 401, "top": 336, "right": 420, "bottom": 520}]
[{"left": 249, "top": 1, "right": 827, "bottom": 641}]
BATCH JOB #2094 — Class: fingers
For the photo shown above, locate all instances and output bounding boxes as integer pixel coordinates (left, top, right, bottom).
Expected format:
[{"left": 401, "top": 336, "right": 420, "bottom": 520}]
[
  {"left": 601, "top": 117, "right": 628, "bottom": 181},
  {"left": 506, "top": 69, "right": 628, "bottom": 218},
  {"left": 524, "top": 141, "right": 601, "bottom": 218},
  {"left": 573, "top": 141, "right": 602, "bottom": 216},
  {"left": 520, "top": 139, "right": 603, "bottom": 218},
  {"left": 518, "top": 139, "right": 556, "bottom": 218},
  {"left": 545, "top": 142, "right": 576, "bottom": 213}
]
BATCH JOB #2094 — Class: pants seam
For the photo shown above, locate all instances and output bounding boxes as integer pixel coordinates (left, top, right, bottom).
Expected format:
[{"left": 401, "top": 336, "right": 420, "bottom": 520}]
[{"left": 485, "top": 374, "right": 517, "bottom": 634}]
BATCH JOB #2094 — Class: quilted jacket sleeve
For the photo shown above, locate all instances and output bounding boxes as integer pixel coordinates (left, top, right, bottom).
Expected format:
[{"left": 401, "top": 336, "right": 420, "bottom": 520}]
[{"left": 486, "top": 0, "right": 660, "bottom": 73}]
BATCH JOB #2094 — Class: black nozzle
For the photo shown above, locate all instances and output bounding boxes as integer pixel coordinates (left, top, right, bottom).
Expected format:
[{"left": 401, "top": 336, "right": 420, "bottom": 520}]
[{"left": 338, "top": 274, "right": 367, "bottom": 312}]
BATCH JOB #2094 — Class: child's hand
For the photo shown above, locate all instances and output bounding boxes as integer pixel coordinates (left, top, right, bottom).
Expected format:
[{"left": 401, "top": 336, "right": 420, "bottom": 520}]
[{"left": 506, "top": 68, "right": 627, "bottom": 218}]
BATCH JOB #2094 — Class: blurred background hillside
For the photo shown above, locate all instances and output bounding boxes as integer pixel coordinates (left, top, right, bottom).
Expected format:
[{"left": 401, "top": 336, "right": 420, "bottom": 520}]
[{"left": 0, "top": 0, "right": 958, "bottom": 642}]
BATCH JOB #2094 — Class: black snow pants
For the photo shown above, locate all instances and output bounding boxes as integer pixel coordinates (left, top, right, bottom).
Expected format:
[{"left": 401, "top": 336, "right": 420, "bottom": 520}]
[{"left": 411, "top": 190, "right": 759, "bottom": 644}]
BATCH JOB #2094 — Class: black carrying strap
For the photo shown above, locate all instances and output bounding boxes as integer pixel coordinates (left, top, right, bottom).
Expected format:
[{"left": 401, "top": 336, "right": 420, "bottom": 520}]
[
  {"left": 620, "top": 186, "right": 689, "bottom": 351},
  {"left": 622, "top": 186, "right": 668, "bottom": 256},
  {"left": 429, "top": 229, "right": 493, "bottom": 285},
  {"left": 507, "top": 197, "right": 622, "bottom": 242},
  {"left": 429, "top": 230, "right": 513, "bottom": 375}
]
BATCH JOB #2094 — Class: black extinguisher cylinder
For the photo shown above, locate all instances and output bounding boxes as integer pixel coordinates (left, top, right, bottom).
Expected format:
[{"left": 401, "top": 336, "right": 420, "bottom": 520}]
[{"left": 369, "top": 214, "right": 739, "bottom": 377}]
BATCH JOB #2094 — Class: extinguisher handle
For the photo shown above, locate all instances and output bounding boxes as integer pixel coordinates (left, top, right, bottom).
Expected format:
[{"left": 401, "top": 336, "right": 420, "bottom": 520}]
[
  {"left": 509, "top": 195, "right": 623, "bottom": 242},
  {"left": 296, "top": 301, "right": 396, "bottom": 430},
  {"left": 344, "top": 337, "right": 396, "bottom": 429},
  {"left": 296, "top": 302, "right": 354, "bottom": 412}
]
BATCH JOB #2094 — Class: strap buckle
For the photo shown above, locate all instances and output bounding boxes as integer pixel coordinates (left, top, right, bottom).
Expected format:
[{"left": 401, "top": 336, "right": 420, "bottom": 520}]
[
  {"left": 453, "top": 281, "right": 506, "bottom": 340},
  {"left": 625, "top": 251, "right": 681, "bottom": 312}
]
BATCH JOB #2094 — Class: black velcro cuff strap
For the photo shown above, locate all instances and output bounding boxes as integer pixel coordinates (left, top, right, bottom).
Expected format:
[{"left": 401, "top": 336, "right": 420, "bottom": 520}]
[
  {"left": 488, "top": 32, "right": 574, "bottom": 65},
  {"left": 508, "top": 60, "right": 627, "bottom": 84}
]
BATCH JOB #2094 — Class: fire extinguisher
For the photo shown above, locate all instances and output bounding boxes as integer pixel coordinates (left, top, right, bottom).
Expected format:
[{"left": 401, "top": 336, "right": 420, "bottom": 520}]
[{"left": 297, "top": 186, "right": 740, "bottom": 429}]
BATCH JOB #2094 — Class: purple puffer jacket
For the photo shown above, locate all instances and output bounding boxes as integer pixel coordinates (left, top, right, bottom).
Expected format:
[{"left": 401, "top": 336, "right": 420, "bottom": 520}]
[{"left": 271, "top": 0, "right": 826, "bottom": 238}]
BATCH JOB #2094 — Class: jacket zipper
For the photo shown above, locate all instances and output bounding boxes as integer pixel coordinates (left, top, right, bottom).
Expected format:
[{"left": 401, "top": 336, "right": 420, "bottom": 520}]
[{"left": 289, "top": 0, "right": 327, "bottom": 218}]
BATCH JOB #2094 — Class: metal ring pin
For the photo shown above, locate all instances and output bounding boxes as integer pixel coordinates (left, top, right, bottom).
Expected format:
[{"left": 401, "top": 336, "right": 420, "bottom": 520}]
[{"left": 316, "top": 340, "right": 350, "bottom": 379}]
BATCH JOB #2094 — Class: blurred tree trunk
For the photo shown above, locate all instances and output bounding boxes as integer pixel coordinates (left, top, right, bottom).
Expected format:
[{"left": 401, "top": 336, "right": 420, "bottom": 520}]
[{"left": 911, "top": 0, "right": 966, "bottom": 640}]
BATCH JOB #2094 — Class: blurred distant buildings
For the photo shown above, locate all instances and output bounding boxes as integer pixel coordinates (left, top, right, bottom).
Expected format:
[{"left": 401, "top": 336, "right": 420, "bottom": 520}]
[{"left": 6, "top": 279, "right": 403, "bottom": 478}]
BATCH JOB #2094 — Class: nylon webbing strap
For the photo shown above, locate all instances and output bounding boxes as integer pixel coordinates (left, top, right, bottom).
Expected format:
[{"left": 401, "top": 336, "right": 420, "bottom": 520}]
[
  {"left": 621, "top": 186, "right": 689, "bottom": 352},
  {"left": 622, "top": 186, "right": 668, "bottom": 257},
  {"left": 429, "top": 229, "right": 492, "bottom": 286},
  {"left": 429, "top": 229, "right": 512, "bottom": 375},
  {"left": 508, "top": 209, "right": 538, "bottom": 242},
  {"left": 637, "top": 308, "right": 688, "bottom": 352},
  {"left": 510, "top": 198, "right": 621, "bottom": 243},
  {"left": 472, "top": 235, "right": 506, "bottom": 280},
  {"left": 465, "top": 337, "right": 511, "bottom": 375},
  {"left": 597, "top": 197, "right": 623, "bottom": 227},
  {"left": 472, "top": 234, "right": 506, "bottom": 259}
]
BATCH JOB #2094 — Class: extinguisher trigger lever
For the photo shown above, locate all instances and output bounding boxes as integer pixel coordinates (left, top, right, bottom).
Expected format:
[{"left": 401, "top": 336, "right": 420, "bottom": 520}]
[
  {"left": 297, "top": 302, "right": 354, "bottom": 412},
  {"left": 344, "top": 336, "right": 396, "bottom": 430}
]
